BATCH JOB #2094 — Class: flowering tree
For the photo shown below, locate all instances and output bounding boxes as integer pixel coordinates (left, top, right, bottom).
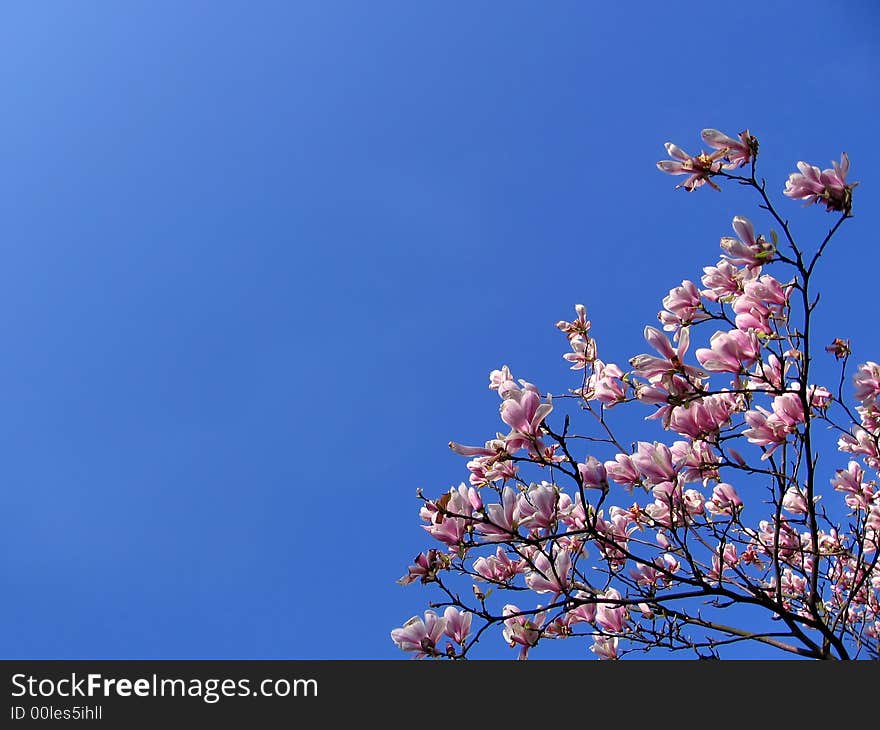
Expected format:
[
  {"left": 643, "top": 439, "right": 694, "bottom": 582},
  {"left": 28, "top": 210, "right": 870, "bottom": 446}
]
[{"left": 392, "top": 128, "right": 878, "bottom": 660}]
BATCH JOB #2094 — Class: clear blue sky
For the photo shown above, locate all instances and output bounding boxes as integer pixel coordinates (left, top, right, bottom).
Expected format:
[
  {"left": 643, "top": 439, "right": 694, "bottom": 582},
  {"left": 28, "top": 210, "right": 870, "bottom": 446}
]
[{"left": 1, "top": 1, "right": 878, "bottom": 659}]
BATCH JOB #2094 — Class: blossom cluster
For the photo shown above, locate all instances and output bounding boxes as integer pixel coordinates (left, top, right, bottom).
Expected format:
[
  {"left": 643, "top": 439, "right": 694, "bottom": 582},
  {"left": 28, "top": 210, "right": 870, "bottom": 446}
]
[{"left": 393, "top": 129, "right": 877, "bottom": 660}]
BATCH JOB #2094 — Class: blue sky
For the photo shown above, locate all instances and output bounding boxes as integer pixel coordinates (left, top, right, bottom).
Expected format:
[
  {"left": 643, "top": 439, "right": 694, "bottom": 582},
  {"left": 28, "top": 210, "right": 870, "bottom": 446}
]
[{"left": 1, "top": 1, "right": 878, "bottom": 659}]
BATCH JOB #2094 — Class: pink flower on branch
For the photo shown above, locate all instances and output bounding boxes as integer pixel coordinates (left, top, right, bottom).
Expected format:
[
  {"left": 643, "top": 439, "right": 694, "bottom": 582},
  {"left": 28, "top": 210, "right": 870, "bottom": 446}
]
[
  {"left": 473, "top": 546, "right": 527, "bottom": 583},
  {"left": 442, "top": 606, "right": 472, "bottom": 645},
  {"left": 657, "top": 142, "right": 725, "bottom": 191},
  {"left": 590, "top": 635, "right": 619, "bottom": 660},
  {"left": 659, "top": 280, "right": 708, "bottom": 332},
  {"left": 391, "top": 611, "right": 447, "bottom": 657},
  {"left": 556, "top": 304, "right": 592, "bottom": 341},
  {"left": 696, "top": 329, "right": 760, "bottom": 373},
  {"left": 581, "top": 360, "right": 628, "bottom": 406},
  {"left": 701, "top": 128, "right": 757, "bottom": 169},
  {"left": 705, "top": 483, "right": 743, "bottom": 516},
  {"left": 525, "top": 546, "right": 573, "bottom": 596},
  {"left": 720, "top": 216, "right": 775, "bottom": 267},
  {"left": 500, "top": 388, "right": 553, "bottom": 455},
  {"left": 502, "top": 605, "right": 547, "bottom": 660},
  {"left": 743, "top": 392, "right": 805, "bottom": 458},
  {"left": 784, "top": 152, "right": 857, "bottom": 213},
  {"left": 630, "top": 326, "right": 705, "bottom": 381},
  {"left": 854, "top": 362, "right": 880, "bottom": 407}
]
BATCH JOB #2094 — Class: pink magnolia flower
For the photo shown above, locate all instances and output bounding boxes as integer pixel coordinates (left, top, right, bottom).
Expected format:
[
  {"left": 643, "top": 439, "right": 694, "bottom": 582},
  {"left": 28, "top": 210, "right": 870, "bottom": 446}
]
[
  {"left": 421, "top": 488, "right": 473, "bottom": 547},
  {"left": 752, "top": 518, "right": 800, "bottom": 559},
  {"left": 784, "top": 153, "right": 857, "bottom": 213},
  {"left": 683, "top": 488, "right": 706, "bottom": 516},
  {"left": 671, "top": 439, "right": 720, "bottom": 484},
  {"left": 808, "top": 385, "right": 833, "bottom": 410},
  {"left": 705, "top": 483, "right": 743, "bottom": 516},
  {"left": 525, "top": 546, "right": 572, "bottom": 595},
  {"left": 748, "top": 354, "right": 786, "bottom": 392},
  {"left": 518, "top": 482, "right": 560, "bottom": 531},
  {"left": 743, "top": 393, "right": 805, "bottom": 458},
  {"left": 502, "top": 605, "right": 547, "bottom": 660},
  {"left": 696, "top": 329, "right": 759, "bottom": 373},
  {"left": 720, "top": 216, "right": 775, "bottom": 267},
  {"left": 782, "top": 487, "right": 809, "bottom": 515},
  {"left": 838, "top": 426, "right": 880, "bottom": 469},
  {"left": 732, "top": 275, "right": 789, "bottom": 335},
  {"left": 442, "top": 607, "right": 472, "bottom": 645},
  {"left": 630, "top": 326, "right": 704, "bottom": 381},
  {"left": 595, "top": 588, "right": 628, "bottom": 633},
  {"left": 854, "top": 362, "right": 880, "bottom": 406},
  {"left": 564, "top": 336, "right": 598, "bottom": 370},
  {"left": 566, "top": 591, "right": 597, "bottom": 625},
  {"left": 590, "top": 635, "right": 619, "bottom": 660},
  {"left": 489, "top": 365, "right": 515, "bottom": 393},
  {"left": 578, "top": 455, "right": 609, "bottom": 490},
  {"left": 398, "top": 550, "right": 445, "bottom": 585},
  {"left": 477, "top": 486, "right": 522, "bottom": 541},
  {"left": 701, "top": 259, "right": 758, "bottom": 302},
  {"left": 630, "top": 563, "right": 662, "bottom": 587},
  {"left": 582, "top": 360, "right": 627, "bottom": 406},
  {"left": 631, "top": 441, "right": 676, "bottom": 486},
  {"left": 701, "top": 128, "right": 757, "bottom": 169},
  {"left": 500, "top": 389, "right": 553, "bottom": 454},
  {"left": 665, "top": 392, "right": 740, "bottom": 440},
  {"left": 604, "top": 453, "right": 641, "bottom": 490},
  {"left": 659, "top": 280, "right": 708, "bottom": 331},
  {"left": 391, "top": 611, "right": 447, "bottom": 657},
  {"left": 448, "top": 438, "right": 506, "bottom": 458},
  {"left": 707, "top": 543, "right": 739, "bottom": 583},
  {"left": 556, "top": 304, "right": 592, "bottom": 341},
  {"left": 473, "top": 546, "right": 527, "bottom": 583},
  {"left": 657, "top": 142, "right": 725, "bottom": 191},
  {"left": 831, "top": 461, "right": 875, "bottom": 511}
]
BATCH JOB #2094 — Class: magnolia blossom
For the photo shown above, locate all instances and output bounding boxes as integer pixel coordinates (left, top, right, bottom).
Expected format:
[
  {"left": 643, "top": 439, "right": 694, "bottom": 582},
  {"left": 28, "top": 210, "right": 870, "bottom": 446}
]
[
  {"left": 708, "top": 543, "right": 739, "bottom": 583},
  {"left": 701, "top": 128, "right": 756, "bottom": 168},
  {"left": 595, "top": 588, "right": 628, "bottom": 633},
  {"left": 396, "top": 131, "right": 875, "bottom": 662},
  {"left": 784, "top": 153, "right": 857, "bottom": 212},
  {"left": 556, "top": 304, "right": 592, "bottom": 340},
  {"left": 666, "top": 392, "right": 739, "bottom": 440},
  {"left": 657, "top": 142, "right": 725, "bottom": 191},
  {"left": 442, "top": 607, "right": 472, "bottom": 645},
  {"left": 659, "top": 280, "right": 708, "bottom": 331},
  {"left": 398, "top": 550, "right": 445, "bottom": 586},
  {"left": 630, "top": 326, "right": 704, "bottom": 380},
  {"left": 590, "top": 635, "right": 619, "bottom": 660},
  {"left": 578, "top": 456, "right": 609, "bottom": 490},
  {"left": 473, "top": 546, "right": 527, "bottom": 583},
  {"left": 743, "top": 393, "right": 804, "bottom": 458},
  {"left": 564, "top": 336, "right": 597, "bottom": 370},
  {"left": 502, "top": 605, "right": 547, "bottom": 660},
  {"left": 604, "top": 453, "right": 641, "bottom": 490},
  {"left": 391, "top": 611, "right": 447, "bottom": 657},
  {"left": 732, "top": 275, "right": 789, "bottom": 335},
  {"left": 705, "top": 483, "right": 743, "bottom": 516},
  {"left": 582, "top": 360, "right": 627, "bottom": 405},
  {"left": 525, "top": 547, "right": 572, "bottom": 595},
  {"left": 500, "top": 389, "right": 553, "bottom": 454},
  {"left": 701, "top": 258, "right": 757, "bottom": 302},
  {"left": 720, "top": 216, "right": 774, "bottom": 267},
  {"left": 696, "top": 329, "right": 759, "bottom": 373},
  {"left": 518, "top": 482, "right": 560, "bottom": 531},
  {"left": 782, "top": 487, "right": 809, "bottom": 515},
  {"left": 477, "top": 486, "right": 522, "bottom": 541},
  {"left": 854, "top": 362, "right": 880, "bottom": 406}
]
